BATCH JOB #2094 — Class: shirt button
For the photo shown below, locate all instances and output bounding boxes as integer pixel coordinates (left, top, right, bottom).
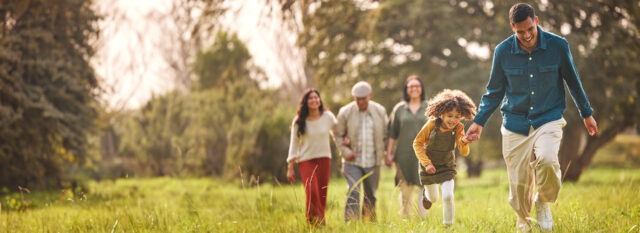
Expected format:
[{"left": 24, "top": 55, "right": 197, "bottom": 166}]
[
  {"left": 530, "top": 106, "right": 534, "bottom": 110},
  {"left": 529, "top": 57, "right": 532, "bottom": 61},
  {"left": 530, "top": 74, "right": 533, "bottom": 78},
  {"left": 531, "top": 91, "right": 535, "bottom": 95}
]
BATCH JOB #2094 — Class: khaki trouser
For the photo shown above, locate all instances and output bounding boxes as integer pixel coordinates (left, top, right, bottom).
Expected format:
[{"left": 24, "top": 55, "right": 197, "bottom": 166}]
[
  {"left": 396, "top": 169, "right": 427, "bottom": 217},
  {"left": 501, "top": 118, "right": 566, "bottom": 221}
]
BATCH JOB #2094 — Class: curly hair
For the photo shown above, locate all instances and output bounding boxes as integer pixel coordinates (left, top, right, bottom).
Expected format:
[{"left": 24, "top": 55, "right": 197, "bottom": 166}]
[
  {"left": 295, "top": 88, "right": 325, "bottom": 136},
  {"left": 425, "top": 89, "right": 477, "bottom": 120}
]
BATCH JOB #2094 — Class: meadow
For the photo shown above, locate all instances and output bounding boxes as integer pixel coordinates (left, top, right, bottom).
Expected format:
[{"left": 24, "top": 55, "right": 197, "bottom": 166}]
[{"left": 1, "top": 165, "right": 639, "bottom": 233}]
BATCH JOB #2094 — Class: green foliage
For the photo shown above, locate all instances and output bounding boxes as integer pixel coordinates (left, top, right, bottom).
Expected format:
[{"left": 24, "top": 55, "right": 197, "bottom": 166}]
[
  {"left": 298, "top": 0, "right": 368, "bottom": 101},
  {"left": 116, "top": 92, "right": 192, "bottom": 177},
  {"left": 544, "top": 0, "right": 640, "bottom": 131},
  {"left": 192, "top": 32, "right": 292, "bottom": 180},
  {"left": 105, "top": 31, "right": 293, "bottom": 182},
  {"left": 298, "top": 0, "right": 507, "bottom": 159},
  {"left": 192, "top": 31, "right": 256, "bottom": 90},
  {"left": 299, "top": 0, "right": 498, "bottom": 107},
  {"left": 534, "top": 0, "right": 639, "bottom": 180},
  {"left": 0, "top": 0, "right": 100, "bottom": 190},
  {"left": 1, "top": 168, "right": 638, "bottom": 232},
  {"left": 295, "top": 0, "right": 639, "bottom": 179},
  {"left": 251, "top": 105, "right": 295, "bottom": 183}
]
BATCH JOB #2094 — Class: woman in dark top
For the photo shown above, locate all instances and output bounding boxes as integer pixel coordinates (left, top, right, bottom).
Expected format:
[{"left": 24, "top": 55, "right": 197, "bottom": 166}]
[{"left": 386, "top": 75, "right": 428, "bottom": 217}]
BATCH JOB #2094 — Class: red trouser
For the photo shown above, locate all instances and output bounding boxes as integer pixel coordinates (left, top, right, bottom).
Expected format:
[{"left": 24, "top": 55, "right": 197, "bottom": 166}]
[{"left": 298, "top": 157, "right": 331, "bottom": 225}]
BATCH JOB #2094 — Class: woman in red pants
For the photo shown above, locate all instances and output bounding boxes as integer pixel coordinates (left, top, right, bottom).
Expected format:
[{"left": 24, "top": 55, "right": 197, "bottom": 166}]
[{"left": 286, "top": 88, "right": 336, "bottom": 226}]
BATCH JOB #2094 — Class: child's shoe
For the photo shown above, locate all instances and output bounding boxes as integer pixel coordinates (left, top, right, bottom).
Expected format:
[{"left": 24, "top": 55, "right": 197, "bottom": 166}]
[{"left": 421, "top": 189, "right": 432, "bottom": 209}]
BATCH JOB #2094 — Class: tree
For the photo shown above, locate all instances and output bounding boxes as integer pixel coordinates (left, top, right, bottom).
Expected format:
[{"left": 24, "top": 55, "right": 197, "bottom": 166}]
[
  {"left": 540, "top": 0, "right": 640, "bottom": 181},
  {"left": 279, "top": 0, "right": 639, "bottom": 181},
  {"left": 112, "top": 31, "right": 293, "bottom": 183},
  {"left": 93, "top": 0, "right": 229, "bottom": 178},
  {"left": 192, "top": 31, "right": 290, "bottom": 182},
  {"left": 238, "top": 0, "right": 313, "bottom": 99},
  {"left": 0, "top": 0, "right": 100, "bottom": 190},
  {"left": 283, "top": 0, "right": 506, "bottom": 173}
]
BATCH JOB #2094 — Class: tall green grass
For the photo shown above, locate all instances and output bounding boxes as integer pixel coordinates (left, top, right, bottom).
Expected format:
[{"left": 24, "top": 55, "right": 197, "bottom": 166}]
[{"left": 1, "top": 167, "right": 638, "bottom": 232}]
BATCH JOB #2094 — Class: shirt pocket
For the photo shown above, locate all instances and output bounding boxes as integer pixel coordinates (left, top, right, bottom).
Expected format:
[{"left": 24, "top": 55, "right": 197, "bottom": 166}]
[
  {"left": 503, "top": 67, "right": 528, "bottom": 94},
  {"left": 539, "top": 65, "right": 558, "bottom": 72},
  {"left": 538, "top": 65, "right": 560, "bottom": 90}
]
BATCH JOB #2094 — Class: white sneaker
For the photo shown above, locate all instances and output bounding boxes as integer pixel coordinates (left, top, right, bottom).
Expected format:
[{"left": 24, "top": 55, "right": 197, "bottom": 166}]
[
  {"left": 535, "top": 201, "right": 553, "bottom": 231},
  {"left": 517, "top": 217, "right": 531, "bottom": 232}
]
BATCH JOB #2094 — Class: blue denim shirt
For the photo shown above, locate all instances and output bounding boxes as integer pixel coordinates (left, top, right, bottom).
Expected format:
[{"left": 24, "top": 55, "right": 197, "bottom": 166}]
[{"left": 474, "top": 26, "right": 593, "bottom": 135}]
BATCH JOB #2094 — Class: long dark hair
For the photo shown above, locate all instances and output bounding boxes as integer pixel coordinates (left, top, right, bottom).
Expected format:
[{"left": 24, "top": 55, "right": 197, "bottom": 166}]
[
  {"left": 295, "top": 88, "right": 325, "bottom": 136},
  {"left": 403, "top": 75, "right": 426, "bottom": 102}
]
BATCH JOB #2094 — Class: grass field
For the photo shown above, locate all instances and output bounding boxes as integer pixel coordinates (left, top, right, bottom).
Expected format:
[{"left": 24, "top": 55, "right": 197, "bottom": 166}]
[{"left": 1, "top": 167, "right": 639, "bottom": 232}]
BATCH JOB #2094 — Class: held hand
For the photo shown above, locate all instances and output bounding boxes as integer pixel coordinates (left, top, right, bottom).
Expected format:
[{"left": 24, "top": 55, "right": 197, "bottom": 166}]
[
  {"left": 583, "top": 116, "right": 598, "bottom": 136},
  {"left": 286, "top": 167, "right": 295, "bottom": 183},
  {"left": 465, "top": 123, "right": 484, "bottom": 142},
  {"left": 342, "top": 137, "right": 351, "bottom": 146},
  {"left": 345, "top": 151, "right": 358, "bottom": 161},
  {"left": 460, "top": 135, "right": 471, "bottom": 144},
  {"left": 424, "top": 164, "right": 436, "bottom": 174},
  {"left": 385, "top": 154, "right": 394, "bottom": 167}
]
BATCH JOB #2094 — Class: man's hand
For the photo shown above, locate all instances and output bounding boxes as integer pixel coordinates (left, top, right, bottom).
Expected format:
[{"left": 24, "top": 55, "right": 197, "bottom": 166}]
[
  {"left": 342, "top": 137, "right": 351, "bottom": 146},
  {"left": 345, "top": 151, "right": 358, "bottom": 161},
  {"left": 583, "top": 116, "right": 598, "bottom": 136},
  {"left": 465, "top": 122, "right": 484, "bottom": 142}
]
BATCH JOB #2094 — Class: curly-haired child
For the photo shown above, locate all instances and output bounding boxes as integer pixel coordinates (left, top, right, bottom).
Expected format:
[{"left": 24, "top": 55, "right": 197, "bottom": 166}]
[{"left": 412, "top": 89, "right": 477, "bottom": 227}]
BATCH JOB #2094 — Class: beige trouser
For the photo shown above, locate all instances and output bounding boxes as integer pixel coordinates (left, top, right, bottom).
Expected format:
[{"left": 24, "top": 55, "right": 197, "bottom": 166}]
[
  {"left": 501, "top": 118, "right": 566, "bottom": 221},
  {"left": 396, "top": 169, "right": 427, "bottom": 217}
]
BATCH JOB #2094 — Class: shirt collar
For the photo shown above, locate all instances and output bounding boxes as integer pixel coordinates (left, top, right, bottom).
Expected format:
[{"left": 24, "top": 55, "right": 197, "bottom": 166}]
[
  {"left": 511, "top": 26, "right": 547, "bottom": 54},
  {"left": 359, "top": 108, "right": 371, "bottom": 116}
]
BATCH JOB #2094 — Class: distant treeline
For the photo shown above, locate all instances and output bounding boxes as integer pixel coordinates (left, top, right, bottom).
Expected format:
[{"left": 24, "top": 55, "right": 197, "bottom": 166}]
[{"left": 1, "top": 0, "right": 638, "bottom": 191}]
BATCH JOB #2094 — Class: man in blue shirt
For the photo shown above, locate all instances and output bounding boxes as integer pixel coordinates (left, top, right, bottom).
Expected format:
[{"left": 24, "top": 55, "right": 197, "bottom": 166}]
[{"left": 465, "top": 3, "right": 598, "bottom": 232}]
